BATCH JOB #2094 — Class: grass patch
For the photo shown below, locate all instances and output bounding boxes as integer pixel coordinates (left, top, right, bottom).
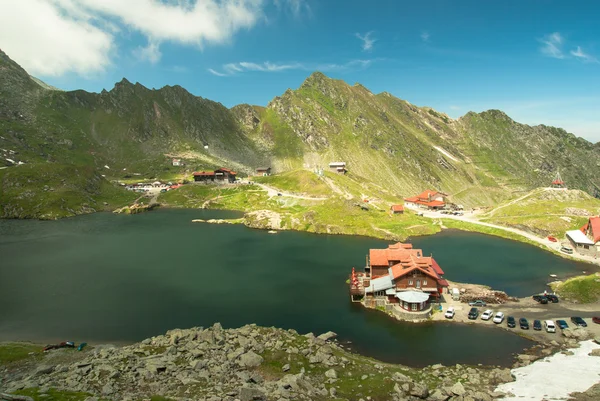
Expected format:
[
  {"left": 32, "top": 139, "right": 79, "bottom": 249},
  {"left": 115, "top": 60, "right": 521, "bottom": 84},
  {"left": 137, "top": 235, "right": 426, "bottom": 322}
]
[
  {"left": 0, "top": 343, "right": 42, "bottom": 364},
  {"left": 550, "top": 273, "right": 600, "bottom": 303},
  {"left": 255, "top": 170, "right": 332, "bottom": 197}
]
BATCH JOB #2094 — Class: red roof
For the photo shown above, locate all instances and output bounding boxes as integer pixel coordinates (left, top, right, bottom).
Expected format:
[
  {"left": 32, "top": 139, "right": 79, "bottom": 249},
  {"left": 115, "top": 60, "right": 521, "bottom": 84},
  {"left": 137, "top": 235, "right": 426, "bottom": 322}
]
[
  {"left": 552, "top": 179, "right": 564, "bottom": 185},
  {"left": 391, "top": 205, "right": 404, "bottom": 212},
  {"left": 581, "top": 216, "right": 600, "bottom": 243},
  {"left": 193, "top": 171, "right": 215, "bottom": 176},
  {"left": 404, "top": 189, "right": 445, "bottom": 207},
  {"left": 369, "top": 242, "right": 448, "bottom": 287},
  {"left": 438, "top": 278, "right": 449, "bottom": 287},
  {"left": 431, "top": 258, "right": 444, "bottom": 275}
]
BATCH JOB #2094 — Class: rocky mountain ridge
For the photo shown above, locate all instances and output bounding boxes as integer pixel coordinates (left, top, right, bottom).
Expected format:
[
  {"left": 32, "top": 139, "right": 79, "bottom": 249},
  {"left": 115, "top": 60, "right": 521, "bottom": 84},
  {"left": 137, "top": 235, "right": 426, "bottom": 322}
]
[{"left": 2, "top": 49, "right": 600, "bottom": 218}]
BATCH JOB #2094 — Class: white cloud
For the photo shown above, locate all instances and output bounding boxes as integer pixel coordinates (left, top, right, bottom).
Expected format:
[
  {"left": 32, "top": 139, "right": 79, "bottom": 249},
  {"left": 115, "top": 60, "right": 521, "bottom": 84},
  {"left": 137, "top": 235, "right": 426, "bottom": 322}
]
[
  {"left": 208, "top": 59, "right": 374, "bottom": 76},
  {"left": 0, "top": 0, "right": 113, "bottom": 77},
  {"left": 540, "top": 32, "right": 564, "bottom": 59},
  {"left": 0, "top": 0, "right": 268, "bottom": 77},
  {"left": 274, "top": 0, "right": 311, "bottom": 18},
  {"left": 570, "top": 46, "right": 599, "bottom": 63},
  {"left": 421, "top": 31, "right": 430, "bottom": 42},
  {"left": 355, "top": 31, "right": 376, "bottom": 51},
  {"left": 133, "top": 41, "right": 161, "bottom": 64}
]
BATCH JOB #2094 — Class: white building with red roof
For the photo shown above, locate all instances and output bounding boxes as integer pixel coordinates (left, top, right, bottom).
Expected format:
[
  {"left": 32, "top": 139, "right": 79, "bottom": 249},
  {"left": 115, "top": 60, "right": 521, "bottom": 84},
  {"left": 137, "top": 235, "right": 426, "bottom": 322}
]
[
  {"left": 566, "top": 216, "right": 600, "bottom": 256},
  {"left": 350, "top": 242, "right": 449, "bottom": 313},
  {"left": 404, "top": 190, "right": 446, "bottom": 210}
]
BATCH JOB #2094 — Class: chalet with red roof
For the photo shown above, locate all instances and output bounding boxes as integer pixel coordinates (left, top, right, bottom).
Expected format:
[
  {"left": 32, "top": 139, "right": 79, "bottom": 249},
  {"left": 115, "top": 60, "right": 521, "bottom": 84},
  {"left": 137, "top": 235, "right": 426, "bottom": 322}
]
[
  {"left": 404, "top": 190, "right": 446, "bottom": 210},
  {"left": 390, "top": 205, "right": 404, "bottom": 214},
  {"left": 349, "top": 242, "right": 449, "bottom": 314},
  {"left": 193, "top": 168, "right": 237, "bottom": 183},
  {"left": 566, "top": 216, "right": 600, "bottom": 256}
]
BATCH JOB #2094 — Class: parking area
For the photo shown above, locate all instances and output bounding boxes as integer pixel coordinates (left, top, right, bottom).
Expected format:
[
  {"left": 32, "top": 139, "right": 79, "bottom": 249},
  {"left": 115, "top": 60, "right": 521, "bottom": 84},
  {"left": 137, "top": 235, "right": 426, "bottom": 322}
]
[{"left": 431, "top": 293, "right": 600, "bottom": 343}]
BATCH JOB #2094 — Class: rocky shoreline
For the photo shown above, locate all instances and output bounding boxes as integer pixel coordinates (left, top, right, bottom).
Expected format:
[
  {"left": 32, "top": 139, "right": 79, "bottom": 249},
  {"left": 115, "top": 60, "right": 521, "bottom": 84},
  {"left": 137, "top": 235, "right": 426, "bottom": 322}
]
[{"left": 1, "top": 324, "right": 523, "bottom": 401}]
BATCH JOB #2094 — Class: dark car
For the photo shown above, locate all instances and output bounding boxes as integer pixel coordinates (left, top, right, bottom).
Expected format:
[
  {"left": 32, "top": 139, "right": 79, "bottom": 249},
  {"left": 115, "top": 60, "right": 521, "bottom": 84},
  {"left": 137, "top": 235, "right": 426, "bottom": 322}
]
[
  {"left": 519, "top": 318, "right": 529, "bottom": 329},
  {"left": 507, "top": 316, "right": 516, "bottom": 328},
  {"left": 468, "top": 307, "right": 479, "bottom": 320},
  {"left": 570, "top": 317, "right": 587, "bottom": 327},
  {"left": 533, "top": 319, "right": 542, "bottom": 331},
  {"left": 556, "top": 319, "right": 569, "bottom": 329},
  {"left": 545, "top": 294, "right": 559, "bottom": 303},
  {"left": 592, "top": 317, "right": 600, "bottom": 324},
  {"left": 532, "top": 295, "right": 548, "bottom": 304}
]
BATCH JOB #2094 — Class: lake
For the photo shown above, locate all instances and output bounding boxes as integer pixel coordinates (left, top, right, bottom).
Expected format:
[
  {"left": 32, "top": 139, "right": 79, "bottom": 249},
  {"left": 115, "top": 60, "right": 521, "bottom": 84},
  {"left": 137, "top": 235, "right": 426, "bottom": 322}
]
[{"left": 0, "top": 209, "right": 592, "bottom": 367}]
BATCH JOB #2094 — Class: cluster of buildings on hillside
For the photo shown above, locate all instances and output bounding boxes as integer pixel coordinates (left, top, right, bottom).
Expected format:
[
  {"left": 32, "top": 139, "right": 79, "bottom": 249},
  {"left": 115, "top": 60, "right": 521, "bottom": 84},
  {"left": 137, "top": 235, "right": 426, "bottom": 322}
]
[{"left": 350, "top": 242, "right": 449, "bottom": 318}]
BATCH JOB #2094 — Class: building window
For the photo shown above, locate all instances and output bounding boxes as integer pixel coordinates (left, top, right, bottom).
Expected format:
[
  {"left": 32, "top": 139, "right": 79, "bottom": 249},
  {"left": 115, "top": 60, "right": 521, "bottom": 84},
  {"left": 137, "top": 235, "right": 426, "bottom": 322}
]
[
  {"left": 411, "top": 303, "right": 417, "bottom": 311},
  {"left": 584, "top": 245, "right": 589, "bottom": 250},
  {"left": 423, "top": 280, "right": 427, "bottom": 286},
  {"left": 408, "top": 280, "right": 413, "bottom": 285}
]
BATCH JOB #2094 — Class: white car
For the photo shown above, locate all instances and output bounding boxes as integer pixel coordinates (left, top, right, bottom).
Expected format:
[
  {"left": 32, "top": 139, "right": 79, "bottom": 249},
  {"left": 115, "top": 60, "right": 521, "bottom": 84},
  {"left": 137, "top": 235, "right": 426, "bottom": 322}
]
[
  {"left": 444, "top": 307, "right": 455, "bottom": 319},
  {"left": 544, "top": 320, "right": 556, "bottom": 333},
  {"left": 492, "top": 312, "right": 505, "bottom": 324},
  {"left": 481, "top": 309, "right": 494, "bottom": 320}
]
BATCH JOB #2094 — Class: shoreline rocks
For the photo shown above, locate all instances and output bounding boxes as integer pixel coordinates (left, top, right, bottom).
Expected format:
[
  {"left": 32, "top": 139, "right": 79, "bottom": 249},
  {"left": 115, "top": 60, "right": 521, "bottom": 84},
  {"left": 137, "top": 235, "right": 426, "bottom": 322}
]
[{"left": 0, "top": 324, "right": 522, "bottom": 401}]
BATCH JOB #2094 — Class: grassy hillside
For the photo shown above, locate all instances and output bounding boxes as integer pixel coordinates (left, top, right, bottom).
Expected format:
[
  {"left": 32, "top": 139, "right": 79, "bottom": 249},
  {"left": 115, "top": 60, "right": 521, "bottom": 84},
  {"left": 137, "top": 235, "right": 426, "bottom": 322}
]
[
  {"left": 3, "top": 48, "right": 600, "bottom": 220},
  {"left": 0, "top": 163, "right": 137, "bottom": 219},
  {"left": 550, "top": 273, "right": 600, "bottom": 304},
  {"left": 159, "top": 171, "right": 440, "bottom": 240},
  {"left": 480, "top": 188, "right": 600, "bottom": 238}
]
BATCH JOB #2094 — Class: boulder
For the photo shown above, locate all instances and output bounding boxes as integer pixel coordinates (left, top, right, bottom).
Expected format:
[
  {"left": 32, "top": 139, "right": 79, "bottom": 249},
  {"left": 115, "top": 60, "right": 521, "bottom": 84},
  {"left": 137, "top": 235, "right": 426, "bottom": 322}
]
[
  {"left": 392, "top": 372, "right": 411, "bottom": 382},
  {"left": 325, "top": 369, "right": 337, "bottom": 379},
  {"left": 317, "top": 331, "right": 337, "bottom": 341},
  {"left": 239, "top": 387, "right": 267, "bottom": 401},
  {"left": 239, "top": 351, "right": 264, "bottom": 368},
  {"left": 410, "top": 383, "right": 429, "bottom": 398},
  {"left": 428, "top": 389, "right": 449, "bottom": 401},
  {"left": 451, "top": 381, "right": 466, "bottom": 396},
  {"left": 282, "top": 364, "right": 290, "bottom": 372},
  {"left": 589, "top": 348, "right": 600, "bottom": 357}
]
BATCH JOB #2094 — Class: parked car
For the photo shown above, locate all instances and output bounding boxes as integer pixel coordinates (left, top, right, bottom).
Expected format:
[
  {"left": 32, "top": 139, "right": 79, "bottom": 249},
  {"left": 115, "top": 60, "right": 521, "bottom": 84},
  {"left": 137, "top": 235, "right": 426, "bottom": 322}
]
[
  {"left": 444, "top": 307, "right": 455, "bottom": 319},
  {"left": 545, "top": 294, "right": 559, "bottom": 303},
  {"left": 533, "top": 320, "right": 542, "bottom": 331},
  {"left": 519, "top": 318, "right": 529, "bottom": 329},
  {"left": 592, "top": 317, "right": 600, "bottom": 324},
  {"left": 468, "top": 300, "right": 486, "bottom": 307},
  {"left": 556, "top": 320, "right": 569, "bottom": 329},
  {"left": 468, "top": 307, "right": 479, "bottom": 320},
  {"left": 547, "top": 236, "right": 558, "bottom": 242},
  {"left": 492, "top": 312, "right": 505, "bottom": 324},
  {"left": 560, "top": 246, "right": 573, "bottom": 254},
  {"left": 532, "top": 295, "right": 548, "bottom": 304},
  {"left": 507, "top": 316, "right": 516, "bottom": 328},
  {"left": 544, "top": 320, "right": 556, "bottom": 333},
  {"left": 570, "top": 317, "right": 587, "bottom": 327},
  {"left": 481, "top": 309, "right": 494, "bottom": 321}
]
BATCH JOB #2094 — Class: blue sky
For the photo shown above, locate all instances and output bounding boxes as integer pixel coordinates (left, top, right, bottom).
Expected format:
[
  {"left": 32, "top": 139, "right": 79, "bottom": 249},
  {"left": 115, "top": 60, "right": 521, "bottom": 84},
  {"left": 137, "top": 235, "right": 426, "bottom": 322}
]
[{"left": 2, "top": 0, "right": 600, "bottom": 141}]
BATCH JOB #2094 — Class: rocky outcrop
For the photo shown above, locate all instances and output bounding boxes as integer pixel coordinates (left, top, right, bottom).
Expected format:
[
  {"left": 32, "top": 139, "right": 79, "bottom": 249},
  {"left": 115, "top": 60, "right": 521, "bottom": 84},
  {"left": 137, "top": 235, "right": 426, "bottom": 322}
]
[{"left": 0, "top": 324, "right": 517, "bottom": 401}]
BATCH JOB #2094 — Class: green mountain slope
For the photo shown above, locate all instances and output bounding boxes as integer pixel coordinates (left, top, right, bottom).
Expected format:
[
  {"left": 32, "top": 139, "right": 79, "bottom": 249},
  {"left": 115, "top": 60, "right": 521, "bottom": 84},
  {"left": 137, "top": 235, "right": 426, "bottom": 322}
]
[
  {"left": 2, "top": 49, "right": 600, "bottom": 219},
  {"left": 234, "top": 72, "right": 600, "bottom": 207}
]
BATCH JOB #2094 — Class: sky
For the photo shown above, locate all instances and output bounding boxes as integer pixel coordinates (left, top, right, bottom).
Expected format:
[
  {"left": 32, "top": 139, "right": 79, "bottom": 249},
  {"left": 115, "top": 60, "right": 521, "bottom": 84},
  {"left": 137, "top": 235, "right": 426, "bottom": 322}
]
[{"left": 1, "top": 0, "right": 600, "bottom": 141}]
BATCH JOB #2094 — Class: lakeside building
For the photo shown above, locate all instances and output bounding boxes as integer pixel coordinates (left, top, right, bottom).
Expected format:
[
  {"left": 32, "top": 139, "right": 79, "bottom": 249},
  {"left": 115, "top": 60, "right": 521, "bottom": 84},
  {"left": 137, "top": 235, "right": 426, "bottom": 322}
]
[
  {"left": 566, "top": 216, "right": 600, "bottom": 256},
  {"left": 350, "top": 242, "right": 449, "bottom": 319},
  {"left": 193, "top": 168, "right": 237, "bottom": 183},
  {"left": 328, "top": 162, "right": 347, "bottom": 174},
  {"left": 404, "top": 190, "right": 447, "bottom": 210}
]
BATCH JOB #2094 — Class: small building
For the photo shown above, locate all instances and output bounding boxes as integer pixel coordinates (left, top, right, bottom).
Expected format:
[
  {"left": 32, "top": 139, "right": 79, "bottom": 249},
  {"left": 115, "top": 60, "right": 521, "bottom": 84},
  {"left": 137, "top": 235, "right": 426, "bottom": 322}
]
[
  {"left": 329, "top": 162, "right": 347, "bottom": 174},
  {"left": 214, "top": 168, "right": 237, "bottom": 183},
  {"left": 351, "top": 242, "right": 449, "bottom": 313},
  {"left": 256, "top": 167, "right": 271, "bottom": 176},
  {"left": 567, "top": 216, "right": 600, "bottom": 256},
  {"left": 193, "top": 171, "right": 215, "bottom": 183},
  {"left": 404, "top": 190, "right": 447, "bottom": 210},
  {"left": 172, "top": 158, "right": 183, "bottom": 167},
  {"left": 390, "top": 204, "right": 404, "bottom": 214}
]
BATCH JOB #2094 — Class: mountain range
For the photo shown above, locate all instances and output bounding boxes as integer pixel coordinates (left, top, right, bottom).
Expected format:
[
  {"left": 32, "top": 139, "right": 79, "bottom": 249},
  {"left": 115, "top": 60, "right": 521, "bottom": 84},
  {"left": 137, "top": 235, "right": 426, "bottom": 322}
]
[{"left": 1, "top": 50, "right": 599, "bottom": 218}]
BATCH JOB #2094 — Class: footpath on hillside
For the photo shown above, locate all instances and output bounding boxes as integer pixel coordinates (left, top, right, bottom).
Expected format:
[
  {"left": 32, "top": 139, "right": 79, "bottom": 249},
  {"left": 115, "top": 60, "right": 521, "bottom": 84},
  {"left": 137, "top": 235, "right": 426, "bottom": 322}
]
[{"left": 411, "top": 206, "right": 600, "bottom": 266}]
